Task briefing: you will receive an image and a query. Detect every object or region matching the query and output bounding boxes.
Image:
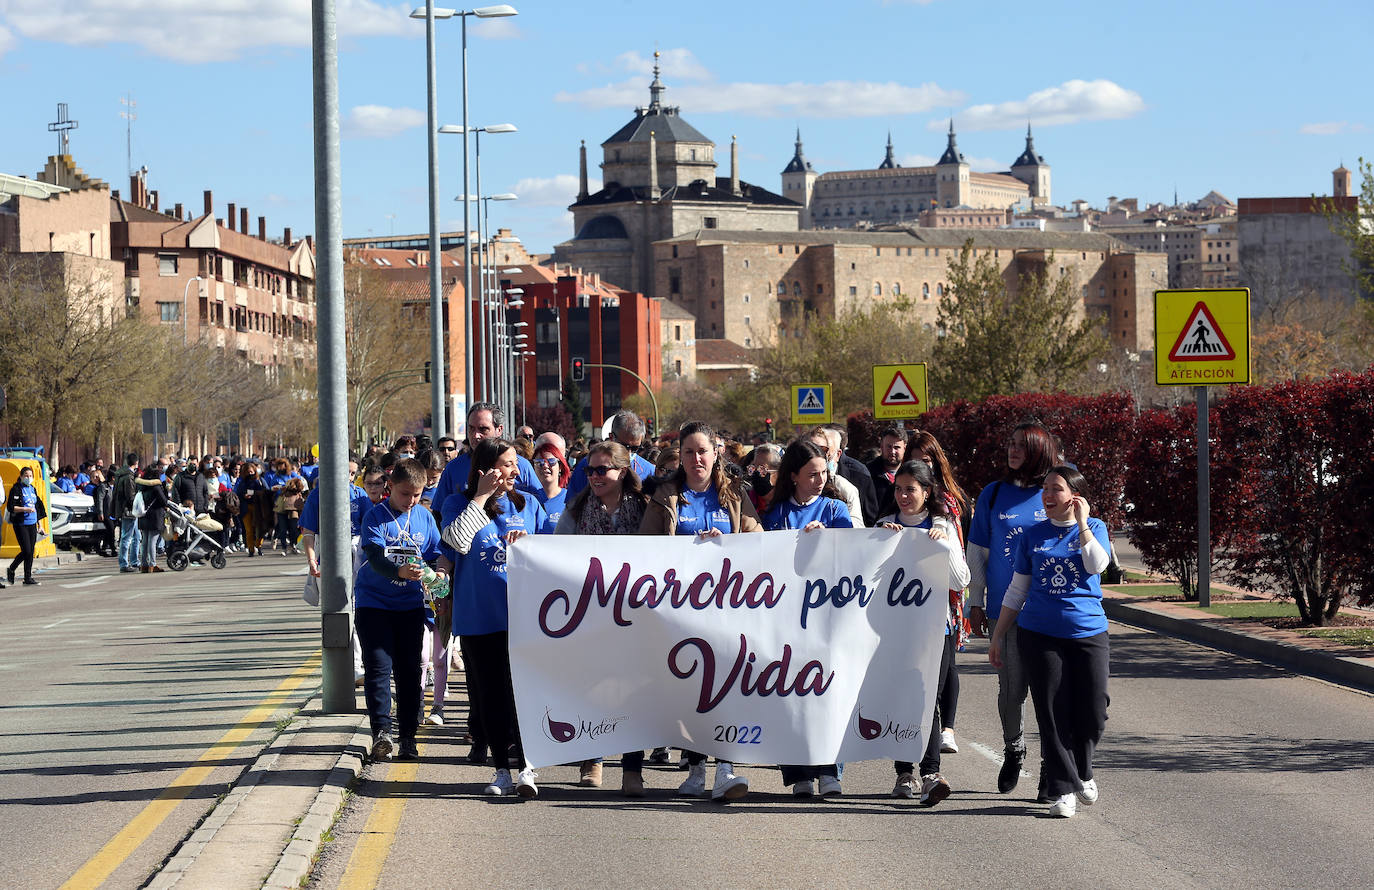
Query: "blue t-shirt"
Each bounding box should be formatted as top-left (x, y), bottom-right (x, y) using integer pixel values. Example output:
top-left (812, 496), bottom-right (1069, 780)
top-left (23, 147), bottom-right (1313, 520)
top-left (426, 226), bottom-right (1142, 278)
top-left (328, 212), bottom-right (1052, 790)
top-left (439, 491), bottom-right (547, 636)
top-left (566, 453), bottom-right (656, 497)
top-left (300, 464), bottom-right (320, 486)
top-left (968, 480), bottom-right (1047, 618)
top-left (15, 483), bottom-right (39, 526)
top-left (532, 487), bottom-right (569, 530)
top-left (353, 501), bottom-right (441, 611)
top-left (421, 484), bottom-right (438, 505)
top-left (218, 472), bottom-right (233, 492)
top-left (299, 484), bottom-right (371, 536)
top-left (761, 496), bottom-right (853, 531)
top-left (431, 451), bottom-right (540, 525)
top-left (1013, 518), bottom-right (1111, 639)
top-left (674, 487), bottom-right (732, 536)
top-left (56, 477), bottom-right (75, 493)
top-left (263, 470), bottom-right (301, 490)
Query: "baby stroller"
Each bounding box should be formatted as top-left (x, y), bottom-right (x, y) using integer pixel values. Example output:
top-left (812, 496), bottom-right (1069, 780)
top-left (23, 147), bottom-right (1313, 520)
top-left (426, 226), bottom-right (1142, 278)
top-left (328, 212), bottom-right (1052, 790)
top-left (163, 507), bottom-right (228, 571)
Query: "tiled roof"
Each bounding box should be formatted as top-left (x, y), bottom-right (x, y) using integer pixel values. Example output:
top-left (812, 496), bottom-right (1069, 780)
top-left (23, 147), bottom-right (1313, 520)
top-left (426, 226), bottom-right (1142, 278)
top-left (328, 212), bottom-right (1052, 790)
top-left (695, 338), bottom-right (756, 366)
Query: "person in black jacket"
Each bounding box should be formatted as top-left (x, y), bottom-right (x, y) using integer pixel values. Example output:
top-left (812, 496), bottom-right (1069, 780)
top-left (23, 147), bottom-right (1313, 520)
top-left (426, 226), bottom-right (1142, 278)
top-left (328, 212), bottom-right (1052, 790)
top-left (135, 466), bottom-right (170, 573)
top-left (110, 453), bottom-right (142, 573)
top-left (824, 423), bottom-right (879, 527)
top-left (91, 469), bottom-right (115, 557)
top-left (867, 425), bottom-right (907, 519)
top-left (175, 462), bottom-right (211, 516)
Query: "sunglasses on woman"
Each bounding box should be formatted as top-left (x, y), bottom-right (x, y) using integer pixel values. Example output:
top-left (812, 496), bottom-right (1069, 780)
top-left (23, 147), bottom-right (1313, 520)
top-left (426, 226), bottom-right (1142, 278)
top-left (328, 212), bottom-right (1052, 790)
top-left (587, 465), bottom-right (619, 477)
top-left (533, 458), bottom-right (560, 468)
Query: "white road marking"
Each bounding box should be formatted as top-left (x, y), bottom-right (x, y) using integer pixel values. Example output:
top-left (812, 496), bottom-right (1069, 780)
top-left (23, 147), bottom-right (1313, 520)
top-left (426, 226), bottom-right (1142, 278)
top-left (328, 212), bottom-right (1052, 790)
top-left (279, 568), bottom-right (309, 576)
top-left (43, 618), bottom-right (72, 630)
top-left (60, 576), bottom-right (113, 589)
top-left (965, 738), bottom-right (1033, 778)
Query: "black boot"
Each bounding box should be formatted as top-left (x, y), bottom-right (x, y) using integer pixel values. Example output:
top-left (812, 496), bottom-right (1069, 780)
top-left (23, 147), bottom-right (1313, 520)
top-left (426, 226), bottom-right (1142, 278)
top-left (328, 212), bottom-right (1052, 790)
top-left (998, 746), bottom-right (1026, 793)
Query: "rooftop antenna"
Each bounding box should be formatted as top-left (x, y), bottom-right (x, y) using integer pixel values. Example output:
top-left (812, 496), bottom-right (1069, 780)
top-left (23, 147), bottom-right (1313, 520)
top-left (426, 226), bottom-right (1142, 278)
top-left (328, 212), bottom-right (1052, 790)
top-left (48, 103), bottom-right (79, 156)
top-left (120, 93), bottom-right (137, 176)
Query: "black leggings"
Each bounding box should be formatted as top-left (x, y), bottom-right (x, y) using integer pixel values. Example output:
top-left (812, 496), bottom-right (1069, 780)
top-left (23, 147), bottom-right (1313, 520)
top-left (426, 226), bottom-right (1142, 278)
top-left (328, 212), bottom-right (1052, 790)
top-left (8, 523), bottom-right (37, 582)
top-left (462, 631), bottom-right (524, 770)
top-left (1020, 626), bottom-right (1110, 798)
top-left (939, 645), bottom-right (960, 728)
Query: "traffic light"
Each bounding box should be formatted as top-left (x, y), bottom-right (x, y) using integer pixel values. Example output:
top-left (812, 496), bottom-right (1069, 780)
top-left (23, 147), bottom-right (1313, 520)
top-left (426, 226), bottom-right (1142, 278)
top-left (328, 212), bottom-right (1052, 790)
top-left (570, 356), bottom-right (585, 382)
top-left (422, 360), bottom-right (431, 383)
top-left (646, 417), bottom-right (655, 438)
top-left (764, 417), bottom-right (774, 441)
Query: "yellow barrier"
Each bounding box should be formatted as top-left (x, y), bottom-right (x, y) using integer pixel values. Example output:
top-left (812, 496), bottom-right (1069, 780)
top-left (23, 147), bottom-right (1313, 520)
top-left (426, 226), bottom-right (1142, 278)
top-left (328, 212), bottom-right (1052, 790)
top-left (1, 459), bottom-right (57, 560)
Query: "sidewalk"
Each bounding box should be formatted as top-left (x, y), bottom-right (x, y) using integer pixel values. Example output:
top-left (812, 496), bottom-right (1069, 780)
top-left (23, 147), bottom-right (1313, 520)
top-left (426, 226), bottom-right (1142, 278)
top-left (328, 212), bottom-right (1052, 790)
top-left (145, 580), bottom-right (1374, 889)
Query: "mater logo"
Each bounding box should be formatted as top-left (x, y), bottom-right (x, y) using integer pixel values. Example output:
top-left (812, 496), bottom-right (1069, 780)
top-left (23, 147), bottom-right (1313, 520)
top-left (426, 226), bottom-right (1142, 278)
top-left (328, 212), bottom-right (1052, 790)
top-left (852, 704), bottom-right (921, 743)
top-left (542, 707), bottom-right (627, 744)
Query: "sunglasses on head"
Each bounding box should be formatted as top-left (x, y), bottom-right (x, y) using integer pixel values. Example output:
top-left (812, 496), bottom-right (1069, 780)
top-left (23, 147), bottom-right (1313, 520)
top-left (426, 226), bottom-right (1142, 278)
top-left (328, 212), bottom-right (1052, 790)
top-left (586, 465), bottom-right (618, 477)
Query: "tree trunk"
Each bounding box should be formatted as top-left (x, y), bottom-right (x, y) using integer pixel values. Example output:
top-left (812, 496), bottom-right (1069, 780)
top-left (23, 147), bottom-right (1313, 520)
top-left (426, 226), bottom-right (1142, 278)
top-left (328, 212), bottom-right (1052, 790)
top-left (49, 404), bottom-right (62, 471)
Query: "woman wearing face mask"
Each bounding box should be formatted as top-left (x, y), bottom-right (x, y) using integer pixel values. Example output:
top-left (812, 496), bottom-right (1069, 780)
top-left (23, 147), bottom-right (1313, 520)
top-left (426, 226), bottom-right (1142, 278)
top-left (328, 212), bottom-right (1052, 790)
top-left (5, 467), bottom-right (46, 586)
top-left (745, 443), bottom-right (783, 513)
top-left (554, 441), bottom-right (650, 795)
top-left (640, 421), bottom-right (763, 801)
top-left (965, 421), bottom-right (1056, 797)
top-left (760, 439), bottom-right (853, 797)
top-left (988, 466), bottom-right (1111, 819)
top-left (877, 459), bottom-right (970, 806)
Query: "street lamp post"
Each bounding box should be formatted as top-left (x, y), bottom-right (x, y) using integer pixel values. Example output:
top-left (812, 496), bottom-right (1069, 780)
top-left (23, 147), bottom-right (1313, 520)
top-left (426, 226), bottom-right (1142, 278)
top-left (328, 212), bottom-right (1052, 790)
top-left (182, 275), bottom-right (204, 346)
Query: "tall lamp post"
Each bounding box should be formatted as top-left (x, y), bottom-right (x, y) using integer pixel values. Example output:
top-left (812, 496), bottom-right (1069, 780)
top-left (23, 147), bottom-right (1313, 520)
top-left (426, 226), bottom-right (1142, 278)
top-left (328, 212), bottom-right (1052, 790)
top-left (418, 5), bottom-right (517, 414)
top-left (182, 275), bottom-right (204, 346)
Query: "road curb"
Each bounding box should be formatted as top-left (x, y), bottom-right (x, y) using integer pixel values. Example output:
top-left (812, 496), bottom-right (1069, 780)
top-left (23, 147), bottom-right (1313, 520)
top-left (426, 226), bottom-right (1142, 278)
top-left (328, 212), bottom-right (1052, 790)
top-left (1103, 597), bottom-right (1374, 693)
top-left (145, 688), bottom-right (368, 890)
top-left (262, 725), bottom-right (370, 890)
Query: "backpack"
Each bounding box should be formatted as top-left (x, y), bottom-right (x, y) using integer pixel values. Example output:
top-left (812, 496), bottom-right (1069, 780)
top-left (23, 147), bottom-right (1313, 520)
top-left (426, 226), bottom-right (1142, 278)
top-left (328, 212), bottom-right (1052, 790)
top-left (131, 490), bottom-right (147, 518)
top-left (219, 489), bottom-right (241, 517)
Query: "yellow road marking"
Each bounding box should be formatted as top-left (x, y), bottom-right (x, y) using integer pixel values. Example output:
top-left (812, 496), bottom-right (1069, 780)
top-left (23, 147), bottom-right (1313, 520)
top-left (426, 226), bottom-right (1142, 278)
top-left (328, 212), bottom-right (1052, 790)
top-left (59, 653), bottom-right (323, 890)
top-left (336, 742), bottom-right (427, 890)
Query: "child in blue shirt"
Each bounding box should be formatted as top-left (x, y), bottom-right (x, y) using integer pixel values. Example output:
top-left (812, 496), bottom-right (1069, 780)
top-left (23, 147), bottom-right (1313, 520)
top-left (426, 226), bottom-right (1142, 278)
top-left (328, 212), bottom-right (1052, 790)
top-left (354, 459), bottom-right (446, 763)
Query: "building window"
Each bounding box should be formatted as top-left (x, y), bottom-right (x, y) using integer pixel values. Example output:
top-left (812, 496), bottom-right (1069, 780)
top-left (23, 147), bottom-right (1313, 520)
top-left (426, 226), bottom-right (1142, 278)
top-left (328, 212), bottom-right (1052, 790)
top-left (743, 259), bottom-right (750, 269)
top-left (743, 293), bottom-right (750, 303)
top-left (674, 359), bottom-right (682, 375)
top-left (744, 337), bottom-right (751, 347)
top-left (158, 301), bottom-right (181, 322)
top-left (744, 316), bottom-right (751, 326)
top-left (936, 284), bottom-right (943, 297)
top-left (892, 282), bottom-right (901, 295)
top-left (158, 254), bottom-right (178, 276)
top-left (848, 286), bottom-right (857, 296)
top-left (690, 149), bottom-right (697, 161)
top-left (816, 284), bottom-right (823, 294)
top-left (922, 283), bottom-right (930, 299)
top-left (669, 270), bottom-right (681, 295)
top-left (704, 217), bottom-right (717, 229)
top-left (777, 279), bottom-right (786, 295)
top-left (873, 282), bottom-right (882, 296)
top-left (674, 324), bottom-right (682, 341)
top-left (672, 245), bottom-right (678, 258)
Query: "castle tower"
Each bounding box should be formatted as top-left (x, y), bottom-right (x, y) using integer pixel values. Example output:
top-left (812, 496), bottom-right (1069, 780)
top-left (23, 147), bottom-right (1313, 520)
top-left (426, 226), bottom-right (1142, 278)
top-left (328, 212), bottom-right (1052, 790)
top-left (598, 54), bottom-right (715, 191)
top-left (935, 120), bottom-right (969, 208)
top-left (1334, 164), bottom-right (1352, 198)
top-left (780, 127), bottom-right (818, 227)
top-left (878, 132), bottom-right (896, 169)
top-left (1010, 123), bottom-right (1052, 205)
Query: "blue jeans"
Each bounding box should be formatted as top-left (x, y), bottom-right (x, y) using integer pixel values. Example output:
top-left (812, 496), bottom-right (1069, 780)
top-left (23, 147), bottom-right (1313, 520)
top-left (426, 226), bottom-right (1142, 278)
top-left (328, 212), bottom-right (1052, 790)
top-left (356, 606), bottom-right (425, 741)
top-left (119, 518), bottom-right (141, 569)
top-left (140, 527), bottom-right (160, 569)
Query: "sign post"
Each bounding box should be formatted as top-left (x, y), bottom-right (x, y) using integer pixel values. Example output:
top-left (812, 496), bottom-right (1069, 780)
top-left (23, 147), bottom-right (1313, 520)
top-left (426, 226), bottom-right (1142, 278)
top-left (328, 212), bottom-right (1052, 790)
top-left (872, 363), bottom-right (929, 421)
top-left (1155, 288), bottom-right (1250, 608)
top-left (141, 407), bottom-right (169, 463)
top-left (790, 384), bottom-right (832, 426)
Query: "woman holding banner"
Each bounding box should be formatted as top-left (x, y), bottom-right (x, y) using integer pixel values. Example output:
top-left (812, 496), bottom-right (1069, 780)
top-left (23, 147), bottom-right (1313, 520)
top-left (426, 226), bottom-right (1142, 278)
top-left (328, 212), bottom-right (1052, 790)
top-left (554, 440), bottom-right (649, 795)
top-left (877, 459), bottom-right (970, 806)
top-left (640, 421), bottom-right (762, 801)
top-left (439, 438), bottom-right (550, 799)
top-left (988, 466), bottom-right (1111, 819)
top-left (761, 439), bottom-right (854, 797)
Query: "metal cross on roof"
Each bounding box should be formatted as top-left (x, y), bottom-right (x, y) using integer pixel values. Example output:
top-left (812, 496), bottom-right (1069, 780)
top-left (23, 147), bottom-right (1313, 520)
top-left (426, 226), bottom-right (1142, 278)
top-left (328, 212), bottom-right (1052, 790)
top-left (48, 103), bottom-right (78, 156)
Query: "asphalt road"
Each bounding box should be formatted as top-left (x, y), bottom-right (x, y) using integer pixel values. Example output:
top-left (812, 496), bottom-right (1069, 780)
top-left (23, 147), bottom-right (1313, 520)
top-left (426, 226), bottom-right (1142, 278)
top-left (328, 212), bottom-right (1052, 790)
top-left (309, 622), bottom-right (1374, 890)
top-left (0, 549), bottom-right (321, 890)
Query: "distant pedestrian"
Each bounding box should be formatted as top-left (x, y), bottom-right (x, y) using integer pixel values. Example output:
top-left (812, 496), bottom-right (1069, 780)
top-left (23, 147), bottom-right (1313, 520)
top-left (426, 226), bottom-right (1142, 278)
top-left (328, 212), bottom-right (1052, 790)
top-left (5, 465), bottom-right (45, 586)
top-left (90, 469), bottom-right (115, 557)
top-left (111, 453), bottom-right (142, 573)
top-left (134, 465), bottom-right (169, 574)
top-left (988, 465), bottom-right (1111, 819)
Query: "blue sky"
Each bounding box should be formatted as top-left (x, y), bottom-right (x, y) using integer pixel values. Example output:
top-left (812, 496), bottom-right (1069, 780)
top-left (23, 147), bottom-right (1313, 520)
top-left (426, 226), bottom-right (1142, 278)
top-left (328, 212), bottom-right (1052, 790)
top-left (2, 0), bottom-right (1369, 256)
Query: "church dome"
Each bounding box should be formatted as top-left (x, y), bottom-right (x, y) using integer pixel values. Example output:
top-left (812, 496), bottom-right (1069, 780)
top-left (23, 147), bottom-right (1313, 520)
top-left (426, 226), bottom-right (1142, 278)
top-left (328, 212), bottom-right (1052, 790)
top-left (575, 215), bottom-right (629, 241)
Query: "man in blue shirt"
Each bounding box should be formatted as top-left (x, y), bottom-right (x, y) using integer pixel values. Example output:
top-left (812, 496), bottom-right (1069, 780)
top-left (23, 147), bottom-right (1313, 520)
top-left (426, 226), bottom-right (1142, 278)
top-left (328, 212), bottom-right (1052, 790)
top-left (430, 402), bottom-right (539, 525)
top-left (566, 410), bottom-right (655, 496)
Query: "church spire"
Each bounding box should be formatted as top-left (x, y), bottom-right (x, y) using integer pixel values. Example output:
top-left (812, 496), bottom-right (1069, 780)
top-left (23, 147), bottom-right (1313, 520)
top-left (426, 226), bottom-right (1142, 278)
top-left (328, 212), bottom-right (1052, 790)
top-left (782, 126), bottom-right (814, 174)
top-left (878, 130), bottom-right (896, 169)
top-left (1011, 121), bottom-right (1046, 168)
top-left (937, 119), bottom-right (965, 165)
top-left (647, 50), bottom-right (665, 112)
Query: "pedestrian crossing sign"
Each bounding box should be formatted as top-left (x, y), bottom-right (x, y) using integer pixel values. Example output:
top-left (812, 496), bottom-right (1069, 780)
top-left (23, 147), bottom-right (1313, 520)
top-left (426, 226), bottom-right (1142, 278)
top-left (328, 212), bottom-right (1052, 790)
top-left (791, 384), bottom-right (832, 425)
top-left (872, 363), bottom-right (929, 419)
top-left (1154, 288), bottom-right (1250, 385)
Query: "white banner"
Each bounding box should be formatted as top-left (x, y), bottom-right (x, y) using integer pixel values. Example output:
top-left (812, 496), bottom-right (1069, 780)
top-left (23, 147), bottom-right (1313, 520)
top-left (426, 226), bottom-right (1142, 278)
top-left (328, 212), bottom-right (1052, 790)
top-left (507, 528), bottom-right (950, 768)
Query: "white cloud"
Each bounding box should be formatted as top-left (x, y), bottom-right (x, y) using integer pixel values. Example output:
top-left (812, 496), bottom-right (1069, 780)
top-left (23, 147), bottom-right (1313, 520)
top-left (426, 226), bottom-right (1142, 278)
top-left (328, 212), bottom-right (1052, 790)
top-left (342, 105), bottom-right (425, 139)
top-left (1300, 121), bottom-right (1367, 135)
top-left (0, 0), bottom-right (412, 62)
top-left (899, 152), bottom-right (1003, 171)
top-left (613, 48), bottom-right (712, 81)
top-left (510, 174), bottom-right (601, 207)
top-left (0, 23), bottom-right (14, 56)
top-left (932, 79), bottom-right (1145, 131)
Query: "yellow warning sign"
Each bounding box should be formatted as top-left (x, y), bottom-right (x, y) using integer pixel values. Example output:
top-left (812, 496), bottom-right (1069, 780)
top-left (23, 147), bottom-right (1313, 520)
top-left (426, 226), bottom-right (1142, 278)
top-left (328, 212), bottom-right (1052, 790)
top-left (872, 363), bottom-right (929, 419)
top-left (1154, 289), bottom-right (1250, 385)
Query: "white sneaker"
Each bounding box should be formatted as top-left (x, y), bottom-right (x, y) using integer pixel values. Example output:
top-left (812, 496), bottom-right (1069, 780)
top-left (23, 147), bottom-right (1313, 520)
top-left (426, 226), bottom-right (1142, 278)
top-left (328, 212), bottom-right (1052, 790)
top-left (940, 728), bottom-right (959, 754)
top-left (516, 767), bottom-right (539, 799)
top-left (817, 775), bottom-right (842, 797)
top-left (1048, 793), bottom-right (1077, 817)
top-left (425, 709), bottom-right (444, 727)
top-left (919, 773), bottom-right (951, 808)
top-left (711, 761), bottom-right (748, 801)
top-left (1076, 778), bottom-right (1098, 806)
top-left (678, 762), bottom-right (708, 797)
top-left (484, 769), bottom-right (514, 796)
top-left (792, 779), bottom-right (816, 797)
top-left (892, 772), bottom-right (916, 799)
